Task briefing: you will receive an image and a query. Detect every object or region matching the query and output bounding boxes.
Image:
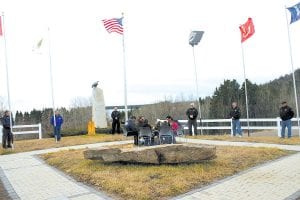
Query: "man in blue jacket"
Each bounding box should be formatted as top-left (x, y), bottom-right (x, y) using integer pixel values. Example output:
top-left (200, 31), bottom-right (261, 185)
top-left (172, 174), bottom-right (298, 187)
top-left (50, 111), bottom-right (64, 142)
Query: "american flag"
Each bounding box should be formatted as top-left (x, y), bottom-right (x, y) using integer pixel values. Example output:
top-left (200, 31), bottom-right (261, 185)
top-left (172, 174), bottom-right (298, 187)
top-left (102, 17), bottom-right (123, 34)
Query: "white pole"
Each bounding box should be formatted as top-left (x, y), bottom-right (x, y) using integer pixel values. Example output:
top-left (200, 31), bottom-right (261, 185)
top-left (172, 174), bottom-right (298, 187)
top-left (1, 13), bottom-right (13, 134)
top-left (240, 43), bottom-right (250, 136)
top-left (47, 27), bottom-right (56, 142)
top-left (192, 46), bottom-right (203, 135)
top-left (284, 7), bottom-right (300, 137)
top-left (122, 13), bottom-right (128, 122)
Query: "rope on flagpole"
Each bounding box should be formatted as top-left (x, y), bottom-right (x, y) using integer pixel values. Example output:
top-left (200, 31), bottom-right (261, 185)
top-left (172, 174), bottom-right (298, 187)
top-left (2, 12), bottom-right (14, 136)
top-left (240, 43), bottom-right (250, 137)
top-left (284, 6), bottom-right (300, 137)
top-left (121, 13), bottom-right (128, 122)
top-left (47, 27), bottom-right (57, 142)
top-left (192, 46), bottom-right (203, 135)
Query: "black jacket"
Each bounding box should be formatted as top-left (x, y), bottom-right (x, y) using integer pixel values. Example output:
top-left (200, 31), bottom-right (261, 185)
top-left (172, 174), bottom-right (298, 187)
top-left (229, 107), bottom-right (241, 120)
top-left (125, 119), bottom-right (138, 132)
top-left (186, 108), bottom-right (198, 120)
top-left (111, 111), bottom-right (121, 121)
top-left (280, 106), bottom-right (294, 121)
top-left (1, 115), bottom-right (14, 129)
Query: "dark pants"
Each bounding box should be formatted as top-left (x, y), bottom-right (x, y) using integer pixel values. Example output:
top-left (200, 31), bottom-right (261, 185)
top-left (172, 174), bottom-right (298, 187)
top-left (112, 120), bottom-right (120, 134)
top-left (132, 132), bottom-right (139, 145)
top-left (53, 126), bottom-right (61, 141)
top-left (188, 119), bottom-right (198, 135)
top-left (2, 128), bottom-right (13, 148)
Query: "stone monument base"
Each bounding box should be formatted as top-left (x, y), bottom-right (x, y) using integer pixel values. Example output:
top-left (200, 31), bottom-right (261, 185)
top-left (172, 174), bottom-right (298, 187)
top-left (84, 144), bottom-right (216, 164)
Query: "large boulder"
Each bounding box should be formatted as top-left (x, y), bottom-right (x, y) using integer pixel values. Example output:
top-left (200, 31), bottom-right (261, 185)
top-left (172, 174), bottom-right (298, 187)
top-left (84, 144), bottom-right (216, 164)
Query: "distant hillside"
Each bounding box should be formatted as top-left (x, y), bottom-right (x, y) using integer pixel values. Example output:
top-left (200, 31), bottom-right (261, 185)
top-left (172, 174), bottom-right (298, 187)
top-left (208, 69), bottom-right (300, 119)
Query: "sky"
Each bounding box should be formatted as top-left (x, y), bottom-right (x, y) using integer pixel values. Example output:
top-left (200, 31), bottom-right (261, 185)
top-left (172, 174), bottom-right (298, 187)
top-left (0, 0), bottom-right (300, 113)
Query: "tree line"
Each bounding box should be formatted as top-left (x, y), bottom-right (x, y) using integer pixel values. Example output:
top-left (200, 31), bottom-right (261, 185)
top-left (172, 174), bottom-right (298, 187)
top-left (133, 69), bottom-right (300, 124)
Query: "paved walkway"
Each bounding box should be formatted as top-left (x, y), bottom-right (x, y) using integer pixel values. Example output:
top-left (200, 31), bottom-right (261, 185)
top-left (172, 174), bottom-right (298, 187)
top-left (0, 141), bottom-right (131, 200)
top-left (0, 139), bottom-right (300, 200)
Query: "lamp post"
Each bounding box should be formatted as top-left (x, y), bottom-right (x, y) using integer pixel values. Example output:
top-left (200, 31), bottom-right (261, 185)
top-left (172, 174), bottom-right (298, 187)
top-left (189, 31), bottom-right (204, 135)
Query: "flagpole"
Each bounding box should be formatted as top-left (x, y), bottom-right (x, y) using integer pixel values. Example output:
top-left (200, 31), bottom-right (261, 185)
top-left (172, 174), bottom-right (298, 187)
top-left (121, 13), bottom-right (128, 122)
top-left (2, 13), bottom-right (13, 134)
top-left (240, 43), bottom-right (250, 137)
top-left (192, 46), bottom-right (203, 135)
top-left (47, 27), bottom-right (57, 141)
top-left (284, 6), bottom-right (300, 137)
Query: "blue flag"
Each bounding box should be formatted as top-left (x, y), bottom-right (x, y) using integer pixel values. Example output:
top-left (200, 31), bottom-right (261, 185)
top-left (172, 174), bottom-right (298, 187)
top-left (287, 2), bottom-right (300, 24)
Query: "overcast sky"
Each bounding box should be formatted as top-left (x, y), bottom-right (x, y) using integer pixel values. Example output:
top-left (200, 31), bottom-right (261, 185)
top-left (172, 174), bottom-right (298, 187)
top-left (0, 0), bottom-right (300, 112)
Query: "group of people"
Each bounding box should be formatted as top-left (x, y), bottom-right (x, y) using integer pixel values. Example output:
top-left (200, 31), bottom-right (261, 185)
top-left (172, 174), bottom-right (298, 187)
top-left (124, 115), bottom-right (181, 145)
top-left (113, 100), bottom-right (295, 140)
top-left (229, 101), bottom-right (294, 138)
top-left (0, 100), bottom-right (295, 149)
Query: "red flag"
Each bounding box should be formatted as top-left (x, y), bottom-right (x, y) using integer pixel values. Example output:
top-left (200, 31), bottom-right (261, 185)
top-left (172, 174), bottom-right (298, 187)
top-left (0, 16), bottom-right (2, 36)
top-left (239, 18), bottom-right (255, 43)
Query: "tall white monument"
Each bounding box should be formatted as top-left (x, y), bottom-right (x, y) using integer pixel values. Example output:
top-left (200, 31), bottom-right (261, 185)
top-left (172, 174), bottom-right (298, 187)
top-left (92, 84), bottom-right (107, 128)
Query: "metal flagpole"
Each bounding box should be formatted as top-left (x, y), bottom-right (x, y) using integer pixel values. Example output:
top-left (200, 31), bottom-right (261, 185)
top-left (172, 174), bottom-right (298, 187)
top-left (284, 7), bottom-right (300, 137)
top-left (47, 27), bottom-right (57, 142)
top-left (2, 13), bottom-right (14, 138)
top-left (192, 46), bottom-right (203, 135)
top-left (121, 13), bottom-right (128, 122)
top-left (240, 43), bottom-right (250, 137)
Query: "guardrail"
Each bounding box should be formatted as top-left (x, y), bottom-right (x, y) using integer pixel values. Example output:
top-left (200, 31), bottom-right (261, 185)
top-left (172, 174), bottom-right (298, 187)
top-left (0, 123), bottom-right (42, 143)
top-left (157, 118), bottom-right (300, 137)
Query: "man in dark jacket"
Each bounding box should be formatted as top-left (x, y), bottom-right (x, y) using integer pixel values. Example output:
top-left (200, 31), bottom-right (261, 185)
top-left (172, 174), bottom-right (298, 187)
top-left (1, 110), bottom-right (14, 149)
top-left (125, 116), bottom-right (139, 145)
top-left (111, 107), bottom-right (121, 134)
top-left (186, 103), bottom-right (198, 135)
top-left (50, 111), bottom-right (64, 142)
top-left (279, 101), bottom-right (294, 138)
top-left (229, 102), bottom-right (242, 137)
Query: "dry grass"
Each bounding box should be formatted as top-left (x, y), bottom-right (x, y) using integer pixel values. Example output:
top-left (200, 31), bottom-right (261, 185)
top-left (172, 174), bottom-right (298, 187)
top-left (189, 135), bottom-right (300, 145)
top-left (41, 145), bottom-right (291, 200)
top-left (0, 134), bottom-right (127, 155)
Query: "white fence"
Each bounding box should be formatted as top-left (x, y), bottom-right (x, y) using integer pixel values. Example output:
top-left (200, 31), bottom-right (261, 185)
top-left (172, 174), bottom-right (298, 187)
top-left (157, 118), bottom-right (300, 137)
top-left (0, 124), bottom-right (42, 143)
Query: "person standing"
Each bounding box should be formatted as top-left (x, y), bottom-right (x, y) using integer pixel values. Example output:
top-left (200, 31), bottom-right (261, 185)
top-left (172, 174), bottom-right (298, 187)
top-left (1, 110), bottom-right (14, 149)
top-left (229, 102), bottom-right (242, 137)
top-left (186, 103), bottom-right (198, 135)
top-left (111, 107), bottom-right (121, 134)
top-left (279, 101), bottom-right (294, 138)
top-left (50, 110), bottom-right (64, 142)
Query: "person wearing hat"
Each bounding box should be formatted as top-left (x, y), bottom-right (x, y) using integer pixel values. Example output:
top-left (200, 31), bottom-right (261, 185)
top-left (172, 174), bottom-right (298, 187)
top-left (185, 103), bottom-right (198, 135)
top-left (279, 101), bottom-right (294, 138)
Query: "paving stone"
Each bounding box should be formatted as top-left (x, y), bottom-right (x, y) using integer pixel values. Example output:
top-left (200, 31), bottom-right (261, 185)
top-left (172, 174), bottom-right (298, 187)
top-left (1, 139), bottom-right (300, 200)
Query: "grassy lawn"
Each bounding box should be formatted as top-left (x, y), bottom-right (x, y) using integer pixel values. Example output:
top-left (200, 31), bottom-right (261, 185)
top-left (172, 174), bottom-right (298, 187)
top-left (41, 144), bottom-right (292, 200)
top-left (188, 135), bottom-right (300, 145)
top-left (0, 134), bottom-right (127, 155)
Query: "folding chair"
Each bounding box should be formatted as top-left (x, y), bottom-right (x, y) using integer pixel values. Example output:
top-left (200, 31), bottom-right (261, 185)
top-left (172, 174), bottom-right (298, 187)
top-left (159, 124), bottom-right (174, 144)
top-left (176, 125), bottom-right (187, 143)
top-left (138, 127), bottom-right (152, 146)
